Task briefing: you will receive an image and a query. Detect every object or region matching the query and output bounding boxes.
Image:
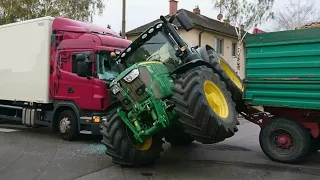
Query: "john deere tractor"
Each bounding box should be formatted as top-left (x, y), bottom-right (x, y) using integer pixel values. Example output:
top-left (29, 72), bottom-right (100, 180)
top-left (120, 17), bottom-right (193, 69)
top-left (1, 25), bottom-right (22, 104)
top-left (100, 12), bottom-right (243, 167)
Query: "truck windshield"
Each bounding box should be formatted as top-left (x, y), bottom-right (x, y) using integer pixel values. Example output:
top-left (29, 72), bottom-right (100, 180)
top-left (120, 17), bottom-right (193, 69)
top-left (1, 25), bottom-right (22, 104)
top-left (124, 31), bottom-right (182, 71)
top-left (95, 52), bottom-right (118, 81)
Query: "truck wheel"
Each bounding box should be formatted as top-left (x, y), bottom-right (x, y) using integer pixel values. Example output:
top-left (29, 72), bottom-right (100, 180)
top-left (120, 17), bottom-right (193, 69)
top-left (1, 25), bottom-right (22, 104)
top-left (259, 118), bottom-right (311, 163)
top-left (165, 123), bottom-right (194, 147)
top-left (100, 110), bottom-right (163, 167)
top-left (58, 110), bottom-right (78, 141)
top-left (201, 47), bottom-right (244, 113)
top-left (172, 66), bottom-right (238, 144)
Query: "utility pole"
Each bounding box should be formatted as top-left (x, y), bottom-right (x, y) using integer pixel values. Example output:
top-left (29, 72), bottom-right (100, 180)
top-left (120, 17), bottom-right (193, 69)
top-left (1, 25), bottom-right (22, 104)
top-left (121, 0), bottom-right (126, 39)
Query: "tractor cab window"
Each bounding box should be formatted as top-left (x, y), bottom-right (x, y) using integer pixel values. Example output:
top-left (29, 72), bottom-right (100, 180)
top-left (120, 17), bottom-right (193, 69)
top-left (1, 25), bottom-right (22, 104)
top-left (95, 51), bottom-right (118, 81)
top-left (124, 31), bottom-right (182, 72)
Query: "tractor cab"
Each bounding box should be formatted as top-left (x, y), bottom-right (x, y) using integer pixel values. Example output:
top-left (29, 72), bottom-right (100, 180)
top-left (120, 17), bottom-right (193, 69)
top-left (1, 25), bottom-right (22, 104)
top-left (111, 12), bottom-right (201, 74)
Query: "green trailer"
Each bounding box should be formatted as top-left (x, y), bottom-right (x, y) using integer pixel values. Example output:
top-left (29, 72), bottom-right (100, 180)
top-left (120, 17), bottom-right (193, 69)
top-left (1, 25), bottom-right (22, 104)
top-left (240, 27), bottom-right (320, 163)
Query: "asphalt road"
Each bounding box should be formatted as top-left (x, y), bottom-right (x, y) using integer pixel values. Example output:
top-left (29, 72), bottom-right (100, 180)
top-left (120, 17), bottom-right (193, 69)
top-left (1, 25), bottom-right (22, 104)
top-left (1, 119), bottom-right (320, 180)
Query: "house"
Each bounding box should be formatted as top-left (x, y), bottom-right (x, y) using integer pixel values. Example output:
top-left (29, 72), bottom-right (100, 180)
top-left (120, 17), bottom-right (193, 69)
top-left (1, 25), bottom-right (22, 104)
top-left (252, 28), bottom-right (265, 34)
top-left (126, 0), bottom-right (247, 79)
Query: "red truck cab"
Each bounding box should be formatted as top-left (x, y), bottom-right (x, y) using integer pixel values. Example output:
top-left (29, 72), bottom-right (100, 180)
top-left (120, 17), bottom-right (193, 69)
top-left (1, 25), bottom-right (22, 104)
top-left (49, 18), bottom-right (131, 139)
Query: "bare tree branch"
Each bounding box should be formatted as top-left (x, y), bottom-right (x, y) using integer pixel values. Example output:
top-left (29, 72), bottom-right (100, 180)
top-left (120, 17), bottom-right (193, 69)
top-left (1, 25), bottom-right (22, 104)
top-left (274, 0), bottom-right (320, 31)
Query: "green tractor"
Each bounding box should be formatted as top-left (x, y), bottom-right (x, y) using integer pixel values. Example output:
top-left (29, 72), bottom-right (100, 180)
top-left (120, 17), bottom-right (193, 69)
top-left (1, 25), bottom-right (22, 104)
top-left (100, 12), bottom-right (243, 167)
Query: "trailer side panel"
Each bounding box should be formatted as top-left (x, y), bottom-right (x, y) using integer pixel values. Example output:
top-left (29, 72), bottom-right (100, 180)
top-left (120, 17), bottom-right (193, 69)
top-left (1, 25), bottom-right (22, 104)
top-left (244, 28), bottom-right (320, 110)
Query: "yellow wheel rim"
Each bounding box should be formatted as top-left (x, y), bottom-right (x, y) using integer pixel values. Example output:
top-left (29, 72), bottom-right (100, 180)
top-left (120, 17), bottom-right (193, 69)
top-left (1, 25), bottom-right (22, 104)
top-left (219, 59), bottom-right (243, 92)
top-left (204, 81), bottom-right (229, 118)
top-left (134, 137), bottom-right (153, 151)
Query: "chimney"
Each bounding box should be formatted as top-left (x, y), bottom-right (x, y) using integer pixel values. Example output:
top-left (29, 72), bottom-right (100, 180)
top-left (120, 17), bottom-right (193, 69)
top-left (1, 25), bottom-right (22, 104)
top-left (169, 0), bottom-right (178, 16)
top-left (193, 5), bottom-right (200, 15)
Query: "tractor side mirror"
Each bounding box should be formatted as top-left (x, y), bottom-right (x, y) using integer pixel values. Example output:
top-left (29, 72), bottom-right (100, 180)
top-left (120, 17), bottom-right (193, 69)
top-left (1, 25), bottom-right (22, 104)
top-left (176, 12), bottom-right (193, 32)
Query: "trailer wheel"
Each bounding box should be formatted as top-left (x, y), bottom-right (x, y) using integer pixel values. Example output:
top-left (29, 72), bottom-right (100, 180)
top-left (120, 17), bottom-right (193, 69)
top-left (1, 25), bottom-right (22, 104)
top-left (100, 110), bottom-right (163, 167)
top-left (259, 118), bottom-right (311, 163)
top-left (58, 110), bottom-right (78, 141)
top-left (172, 66), bottom-right (238, 144)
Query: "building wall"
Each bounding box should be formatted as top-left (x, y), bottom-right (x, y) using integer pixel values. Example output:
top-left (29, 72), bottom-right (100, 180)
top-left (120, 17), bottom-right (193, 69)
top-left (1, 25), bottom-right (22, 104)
top-left (127, 28), bottom-right (246, 79)
top-left (178, 28), bottom-right (246, 79)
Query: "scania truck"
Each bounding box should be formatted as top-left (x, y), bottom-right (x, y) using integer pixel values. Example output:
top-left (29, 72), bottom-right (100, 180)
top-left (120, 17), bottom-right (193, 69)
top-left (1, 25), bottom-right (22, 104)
top-left (0, 17), bottom-right (131, 140)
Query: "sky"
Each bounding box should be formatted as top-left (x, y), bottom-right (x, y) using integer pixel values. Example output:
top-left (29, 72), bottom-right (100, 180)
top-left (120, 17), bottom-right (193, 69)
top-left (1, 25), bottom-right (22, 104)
top-left (92, 0), bottom-right (320, 33)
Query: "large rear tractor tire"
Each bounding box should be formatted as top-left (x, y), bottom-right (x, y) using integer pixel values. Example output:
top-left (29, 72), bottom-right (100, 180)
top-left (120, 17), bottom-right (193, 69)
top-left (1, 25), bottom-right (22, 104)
top-left (165, 123), bottom-right (194, 147)
top-left (171, 66), bottom-right (238, 144)
top-left (199, 45), bottom-right (245, 113)
top-left (259, 118), bottom-right (311, 163)
top-left (100, 110), bottom-right (164, 167)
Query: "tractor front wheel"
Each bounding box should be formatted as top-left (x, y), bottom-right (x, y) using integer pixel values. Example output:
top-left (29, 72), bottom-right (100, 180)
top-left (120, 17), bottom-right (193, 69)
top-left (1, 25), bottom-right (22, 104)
top-left (165, 123), bottom-right (194, 147)
top-left (171, 66), bottom-right (238, 144)
top-left (100, 110), bottom-right (163, 167)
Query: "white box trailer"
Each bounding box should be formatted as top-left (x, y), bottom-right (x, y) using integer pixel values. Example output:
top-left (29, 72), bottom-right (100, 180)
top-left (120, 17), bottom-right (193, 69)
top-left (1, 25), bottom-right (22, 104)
top-left (0, 17), bottom-right (53, 103)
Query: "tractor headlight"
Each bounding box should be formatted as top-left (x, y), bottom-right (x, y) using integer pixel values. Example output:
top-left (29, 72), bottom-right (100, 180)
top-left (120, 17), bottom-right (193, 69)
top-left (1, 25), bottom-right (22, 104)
top-left (111, 83), bottom-right (121, 94)
top-left (123, 69), bottom-right (139, 82)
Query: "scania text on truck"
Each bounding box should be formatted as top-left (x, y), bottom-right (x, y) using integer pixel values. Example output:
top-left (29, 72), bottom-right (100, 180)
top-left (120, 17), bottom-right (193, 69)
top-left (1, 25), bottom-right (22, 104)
top-left (0, 17), bottom-right (131, 140)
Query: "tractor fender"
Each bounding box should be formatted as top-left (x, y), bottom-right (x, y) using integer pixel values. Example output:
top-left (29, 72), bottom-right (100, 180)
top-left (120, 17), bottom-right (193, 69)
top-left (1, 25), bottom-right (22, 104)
top-left (170, 59), bottom-right (214, 75)
top-left (196, 45), bottom-right (215, 62)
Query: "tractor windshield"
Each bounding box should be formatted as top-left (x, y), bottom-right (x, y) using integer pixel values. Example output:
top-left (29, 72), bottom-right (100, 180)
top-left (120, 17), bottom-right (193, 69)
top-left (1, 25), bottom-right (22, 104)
top-left (123, 30), bottom-right (183, 72)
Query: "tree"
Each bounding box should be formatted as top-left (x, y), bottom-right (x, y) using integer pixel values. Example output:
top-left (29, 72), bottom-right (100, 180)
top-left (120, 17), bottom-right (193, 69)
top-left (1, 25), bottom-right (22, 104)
top-left (107, 24), bottom-right (111, 29)
top-left (273, 0), bottom-right (320, 31)
top-left (0, 0), bottom-right (105, 25)
top-left (213, 0), bottom-right (275, 76)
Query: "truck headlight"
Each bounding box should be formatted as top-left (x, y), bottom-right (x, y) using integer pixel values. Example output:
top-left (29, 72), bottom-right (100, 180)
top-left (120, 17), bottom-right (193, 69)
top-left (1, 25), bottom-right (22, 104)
top-left (123, 69), bottom-right (139, 82)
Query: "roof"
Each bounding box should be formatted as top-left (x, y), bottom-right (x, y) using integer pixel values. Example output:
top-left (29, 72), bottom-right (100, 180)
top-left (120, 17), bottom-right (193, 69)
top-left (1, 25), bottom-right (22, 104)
top-left (252, 28), bottom-right (265, 34)
top-left (53, 17), bottom-right (120, 37)
top-left (126, 9), bottom-right (246, 38)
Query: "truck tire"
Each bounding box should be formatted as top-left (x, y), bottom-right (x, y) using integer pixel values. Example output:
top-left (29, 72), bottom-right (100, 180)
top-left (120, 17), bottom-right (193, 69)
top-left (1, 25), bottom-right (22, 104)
top-left (58, 110), bottom-right (78, 141)
top-left (171, 66), bottom-right (238, 144)
top-left (310, 137), bottom-right (320, 153)
top-left (165, 123), bottom-right (194, 147)
top-left (200, 46), bottom-right (245, 113)
top-left (259, 118), bottom-right (311, 163)
top-left (100, 110), bottom-right (163, 167)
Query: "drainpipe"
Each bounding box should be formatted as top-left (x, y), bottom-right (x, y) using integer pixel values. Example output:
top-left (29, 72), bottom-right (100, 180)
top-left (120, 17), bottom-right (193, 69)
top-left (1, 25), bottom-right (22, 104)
top-left (198, 27), bottom-right (205, 47)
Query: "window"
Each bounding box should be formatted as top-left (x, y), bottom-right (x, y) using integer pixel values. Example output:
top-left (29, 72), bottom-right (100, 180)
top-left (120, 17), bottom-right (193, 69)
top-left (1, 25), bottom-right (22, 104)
top-left (215, 38), bottom-right (224, 55)
top-left (232, 42), bottom-right (237, 57)
top-left (71, 52), bottom-right (92, 76)
top-left (95, 51), bottom-right (119, 81)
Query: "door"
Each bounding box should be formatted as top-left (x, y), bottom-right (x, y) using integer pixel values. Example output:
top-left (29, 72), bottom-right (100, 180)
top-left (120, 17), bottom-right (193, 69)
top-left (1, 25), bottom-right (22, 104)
top-left (53, 49), bottom-right (94, 110)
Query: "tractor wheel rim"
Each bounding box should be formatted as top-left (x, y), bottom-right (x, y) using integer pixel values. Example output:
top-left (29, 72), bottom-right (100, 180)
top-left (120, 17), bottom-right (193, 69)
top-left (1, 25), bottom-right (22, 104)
top-left (219, 59), bottom-right (243, 91)
top-left (134, 137), bottom-right (153, 151)
top-left (59, 117), bottom-right (71, 134)
top-left (204, 80), bottom-right (229, 118)
top-left (126, 127), bottom-right (153, 151)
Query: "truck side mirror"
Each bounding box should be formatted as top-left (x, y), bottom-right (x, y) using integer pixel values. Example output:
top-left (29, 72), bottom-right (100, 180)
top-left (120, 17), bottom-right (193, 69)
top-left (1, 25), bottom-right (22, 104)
top-left (176, 12), bottom-right (193, 32)
top-left (76, 54), bottom-right (87, 61)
